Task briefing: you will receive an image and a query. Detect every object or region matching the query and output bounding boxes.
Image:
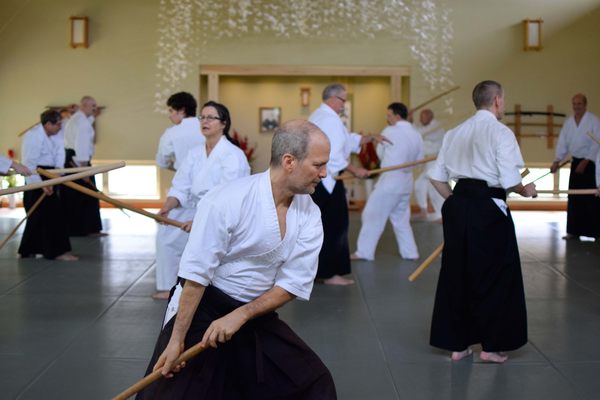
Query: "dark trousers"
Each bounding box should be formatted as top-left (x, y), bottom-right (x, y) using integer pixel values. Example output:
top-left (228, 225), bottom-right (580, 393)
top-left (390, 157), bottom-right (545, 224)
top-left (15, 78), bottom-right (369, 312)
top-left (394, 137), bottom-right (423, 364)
top-left (62, 149), bottom-right (102, 236)
top-left (18, 166), bottom-right (72, 259)
top-left (566, 157), bottom-right (600, 238)
top-left (310, 181), bottom-right (351, 279)
top-left (430, 179), bottom-right (527, 352)
top-left (137, 285), bottom-right (337, 400)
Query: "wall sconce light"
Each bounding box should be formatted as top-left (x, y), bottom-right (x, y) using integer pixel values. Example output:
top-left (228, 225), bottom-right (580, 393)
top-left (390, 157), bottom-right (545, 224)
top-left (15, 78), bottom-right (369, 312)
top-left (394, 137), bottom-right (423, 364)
top-left (70, 16), bottom-right (89, 48)
top-left (300, 87), bottom-right (311, 107)
top-left (523, 19), bottom-right (542, 51)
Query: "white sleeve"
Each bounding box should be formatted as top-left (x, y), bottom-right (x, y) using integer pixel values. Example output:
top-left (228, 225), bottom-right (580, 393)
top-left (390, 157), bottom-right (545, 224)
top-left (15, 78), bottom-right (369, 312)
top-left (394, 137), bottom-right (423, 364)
top-left (428, 135), bottom-right (450, 182)
top-left (156, 129), bottom-right (174, 169)
top-left (585, 116), bottom-right (600, 160)
top-left (0, 156), bottom-right (11, 174)
top-left (167, 152), bottom-right (194, 207)
top-left (496, 130), bottom-right (525, 189)
top-left (73, 120), bottom-right (92, 163)
top-left (347, 132), bottom-right (362, 154)
top-left (275, 205), bottom-right (323, 301)
top-left (554, 124), bottom-right (569, 162)
top-left (178, 197), bottom-right (231, 285)
top-left (21, 134), bottom-right (42, 184)
top-left (219, 150), bottom-right (251, 184)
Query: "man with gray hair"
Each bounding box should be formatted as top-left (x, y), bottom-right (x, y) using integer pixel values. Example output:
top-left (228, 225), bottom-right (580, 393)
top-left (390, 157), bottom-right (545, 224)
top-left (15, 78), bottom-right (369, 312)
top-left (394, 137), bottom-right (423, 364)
top-left (137, 120), bottom-right (337, 399)
top-left (429, 80), bottom-right (536, 363)
top-left (62, 95), bottom-right (105, 236)
top-left (309, 83), bottom-right (387, 285)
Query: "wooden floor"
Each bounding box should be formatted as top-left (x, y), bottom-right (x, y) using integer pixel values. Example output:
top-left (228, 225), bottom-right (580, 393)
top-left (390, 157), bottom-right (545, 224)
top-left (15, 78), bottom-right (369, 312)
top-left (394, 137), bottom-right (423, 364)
top-left (0, 207), bottom-right (599, 399)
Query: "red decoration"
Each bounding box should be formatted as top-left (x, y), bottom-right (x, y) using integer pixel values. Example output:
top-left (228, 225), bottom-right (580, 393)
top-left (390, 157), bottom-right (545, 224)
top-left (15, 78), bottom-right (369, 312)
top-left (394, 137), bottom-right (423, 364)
top-left (357, 142), bottom-right (380, 170)
top-left (232, 130), bottom-right (256, 162)
top-left (7, 149), bottom-right (15, 159)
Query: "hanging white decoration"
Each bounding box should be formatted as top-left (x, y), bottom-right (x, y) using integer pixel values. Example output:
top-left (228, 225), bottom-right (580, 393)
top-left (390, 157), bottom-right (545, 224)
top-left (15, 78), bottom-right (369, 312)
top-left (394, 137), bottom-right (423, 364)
top-left (155, 0), bottom-right (455, 112)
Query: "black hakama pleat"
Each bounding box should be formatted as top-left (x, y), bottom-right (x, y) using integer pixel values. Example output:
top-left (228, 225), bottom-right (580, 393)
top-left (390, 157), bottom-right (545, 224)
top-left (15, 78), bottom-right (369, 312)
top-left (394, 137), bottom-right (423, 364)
top-left (430, 179), bottom-right (527, 353)
top-left (566, 157), bottom-right (600, 238)
top-left (310, 181), bottom-right (351, 279)
top-left (61, 149), bottom-right (103, 236)
top-left (18, 166), bottom-right (72, 259)
top-left (137, 285), bottom-right (337, 400)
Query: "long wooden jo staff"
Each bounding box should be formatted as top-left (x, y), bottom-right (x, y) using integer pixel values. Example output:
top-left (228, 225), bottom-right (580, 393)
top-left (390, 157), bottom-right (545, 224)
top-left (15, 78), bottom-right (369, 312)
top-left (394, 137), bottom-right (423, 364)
top-left (410, 86), bottom-right (460, 113)
top-left (336, 155), bottom-right (437, 181)
top-left (36, 168), bottom-right (185, 229)
top-left (537, 189), bottom-right (598, 195)
top-left (587, 131), bottom-right (600, 146)
top-left (408, 168), bottom-right (530, 282)
top-left (0, 193), bottom-right (47, 252)
top-left (112, 343), bottom-right (208, 400)
top-left (0, 162), bottom-right (125, 196)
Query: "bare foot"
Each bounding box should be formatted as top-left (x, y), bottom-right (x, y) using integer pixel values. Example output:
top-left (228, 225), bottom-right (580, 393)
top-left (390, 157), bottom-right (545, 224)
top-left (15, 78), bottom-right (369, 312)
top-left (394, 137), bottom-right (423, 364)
top-left (451, 348), bottom-right (472, 361)
top-left (562, 234), bottom-right (579, 241)
top-left (151, 291), bottom-right (170, 300)
top-left (323, 275), bottom-right (354, 286)
top-left (350, 253), bottom-right (367, 261)
top-left (56, 253), bottom-right (79, 261)
top-left (88, 232), bottom-right (109, 237)
top-left (480, 351), bottom-right (508, 363)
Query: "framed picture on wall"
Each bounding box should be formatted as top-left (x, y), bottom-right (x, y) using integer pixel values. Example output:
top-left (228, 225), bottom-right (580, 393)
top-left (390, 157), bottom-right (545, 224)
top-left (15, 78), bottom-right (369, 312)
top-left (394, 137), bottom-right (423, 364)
top-left (340, 93), bottom-right (353, 132)
top-left (259, 107), bottom-right (281, 132)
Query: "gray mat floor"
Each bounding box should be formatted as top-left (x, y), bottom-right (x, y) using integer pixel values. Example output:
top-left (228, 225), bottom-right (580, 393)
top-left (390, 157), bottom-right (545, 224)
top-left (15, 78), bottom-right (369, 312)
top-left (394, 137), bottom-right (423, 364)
top-left (0, 208), bottom-right (599, 399)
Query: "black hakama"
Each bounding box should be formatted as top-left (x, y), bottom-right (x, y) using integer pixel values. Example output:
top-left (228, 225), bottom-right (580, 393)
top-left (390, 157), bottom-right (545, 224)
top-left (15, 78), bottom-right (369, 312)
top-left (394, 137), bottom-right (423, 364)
top-left (18, 165), bottom-right (72, 259)
top-left (310, 181), bottom-right (351, 279)
top-left (137, 285), bottom-right (337, 400)
top-left (61, 149), bottom-right (103, 236)
top-left (430, 179), bottom-right (527, 352)
top-left (566, 157), bottom-right (600, 238)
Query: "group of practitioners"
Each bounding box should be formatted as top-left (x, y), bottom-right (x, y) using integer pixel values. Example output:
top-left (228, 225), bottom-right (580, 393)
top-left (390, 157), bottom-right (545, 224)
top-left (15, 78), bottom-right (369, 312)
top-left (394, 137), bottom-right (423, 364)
top-left (7, 96), bottom-right (105, 261)
top-left (4, 79), bottom-right (599, 397)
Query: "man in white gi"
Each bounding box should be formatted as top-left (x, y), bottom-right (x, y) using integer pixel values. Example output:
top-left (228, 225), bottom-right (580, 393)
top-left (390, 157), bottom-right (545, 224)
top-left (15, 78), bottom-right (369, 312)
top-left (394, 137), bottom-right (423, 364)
top-left (62, 95), bottom-right (104, 236)
top-left (156, 92), bottom-right (204, 171)
top-left (19, 110), bottom-right (77, 261)
top-left (309, 83), bottom-right (387, 285)
top-left (429, 80), bottom-right (536, 363)
top-left (550, 93), bottom-right (600, 240)
top-left (0, 156), bottom-right (31, 176)
top-left (136, 120), bottom-right (336, 399)
top-left (352, 102), bottom-right (423, 261)
top-left (412, 109), bottom-right (445, 222)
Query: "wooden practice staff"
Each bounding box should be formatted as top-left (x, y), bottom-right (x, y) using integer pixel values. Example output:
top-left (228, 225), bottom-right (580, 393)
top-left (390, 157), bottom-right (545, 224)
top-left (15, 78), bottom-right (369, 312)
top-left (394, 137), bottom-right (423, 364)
top-left (0, 162), bottom-right (125, 196)
top-left (336, 155), bottom-right (437, 181)
top-left (0, 193), bottom-right (47, 252)
top-left (410, 86), bottom-right (460, 113)
top-left (537, 189), bottom-right (598, 195)
top-left (408, 168), bottom-right (531, 282)
top-left (36, 168), bottom-right (185, 229)
top-left (112, 343), bottom-right (208, 400)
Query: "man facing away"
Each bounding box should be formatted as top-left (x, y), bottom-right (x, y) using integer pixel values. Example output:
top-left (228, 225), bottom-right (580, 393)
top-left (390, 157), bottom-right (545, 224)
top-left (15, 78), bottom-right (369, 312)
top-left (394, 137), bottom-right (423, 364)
top-left (136, 120), bottom-right (337, 399)
top-left (429, 80), bottom-right (536, 363)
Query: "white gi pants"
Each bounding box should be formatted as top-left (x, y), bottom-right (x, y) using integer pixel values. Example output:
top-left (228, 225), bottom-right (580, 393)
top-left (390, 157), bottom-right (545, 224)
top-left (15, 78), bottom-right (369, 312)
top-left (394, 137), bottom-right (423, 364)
top-left (355, 186), bottom-right (419, 260)
top-left (155, 206), bottom-right (195, 291)
top-left (414, 159), bottom-right (444, 218)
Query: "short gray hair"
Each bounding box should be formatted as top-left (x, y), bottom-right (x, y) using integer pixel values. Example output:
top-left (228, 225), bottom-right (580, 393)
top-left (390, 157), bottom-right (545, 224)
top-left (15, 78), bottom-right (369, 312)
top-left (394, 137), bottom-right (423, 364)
top-left (322, 83), bottom-right (346, 101)
top-left (270, 120), bottom-right (321, 167)
top-left (472, 80), bottom-right (503, 109)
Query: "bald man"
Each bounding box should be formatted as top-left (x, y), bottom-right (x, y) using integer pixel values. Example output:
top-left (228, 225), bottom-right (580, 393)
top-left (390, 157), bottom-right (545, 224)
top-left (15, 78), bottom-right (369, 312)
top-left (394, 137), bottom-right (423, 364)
top-left (550, 94), bottom-right (600, 240)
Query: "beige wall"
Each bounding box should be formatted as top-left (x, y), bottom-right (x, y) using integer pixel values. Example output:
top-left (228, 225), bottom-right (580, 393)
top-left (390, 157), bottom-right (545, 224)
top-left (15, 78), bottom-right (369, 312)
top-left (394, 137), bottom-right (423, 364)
top-left (1, 0), bottom-right (599, 195)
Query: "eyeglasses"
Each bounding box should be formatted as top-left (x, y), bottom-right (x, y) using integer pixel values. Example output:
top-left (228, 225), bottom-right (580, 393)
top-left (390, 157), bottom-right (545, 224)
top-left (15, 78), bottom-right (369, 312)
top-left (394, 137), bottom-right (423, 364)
top-left (198, 115), bottom-right (222, 122)
top-left (335, 95), bottom-right (347, 103)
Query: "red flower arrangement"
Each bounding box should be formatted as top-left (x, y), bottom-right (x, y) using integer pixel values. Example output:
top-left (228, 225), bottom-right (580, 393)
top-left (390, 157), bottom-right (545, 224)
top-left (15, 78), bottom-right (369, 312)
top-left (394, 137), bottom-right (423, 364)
top-left (7, 149), bottom-right (15, 159)
top-left (232, 130), bottom-right (256, 163)
top-left (357, 142), bottom-right (380, 171)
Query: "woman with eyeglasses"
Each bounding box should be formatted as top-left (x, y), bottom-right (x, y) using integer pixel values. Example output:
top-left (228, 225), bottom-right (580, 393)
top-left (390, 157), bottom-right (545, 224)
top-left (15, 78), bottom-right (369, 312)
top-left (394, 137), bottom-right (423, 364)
top-left (153, 101), bottom-right (250, 300)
